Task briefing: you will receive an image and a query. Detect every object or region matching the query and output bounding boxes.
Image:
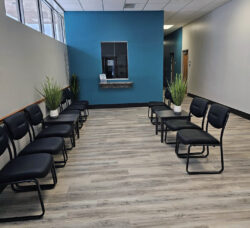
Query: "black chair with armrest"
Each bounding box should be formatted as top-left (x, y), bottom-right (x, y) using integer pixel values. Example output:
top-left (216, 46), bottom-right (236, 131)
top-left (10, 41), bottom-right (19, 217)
top-left (24, 104), bottom-right (74, 150)
top-left (175, 104), bottom-right (230, 175)
top-left (0, 126), bottom-right (56, 222)
top-left (4, 111), bottom-right (66, 170)
top-left (165, 97), bottom-right (209, 145)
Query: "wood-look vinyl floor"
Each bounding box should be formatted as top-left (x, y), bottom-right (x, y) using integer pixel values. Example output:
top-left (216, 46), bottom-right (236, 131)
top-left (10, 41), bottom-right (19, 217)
top-left (1, 97), bottom-right (250, 227)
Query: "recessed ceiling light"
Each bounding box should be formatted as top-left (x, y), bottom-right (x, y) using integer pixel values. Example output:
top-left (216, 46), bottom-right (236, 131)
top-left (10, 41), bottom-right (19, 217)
top-left (124, 3), bottom-right (136, 9)
top-left (164, 25), bottom-right (174, 30)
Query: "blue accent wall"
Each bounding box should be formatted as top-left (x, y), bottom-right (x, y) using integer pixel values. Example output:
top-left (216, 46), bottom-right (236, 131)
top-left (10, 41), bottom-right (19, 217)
top-left (164, 28), bottom-right (182, 86)
top-left (65, 11), bottom-right (164, 105)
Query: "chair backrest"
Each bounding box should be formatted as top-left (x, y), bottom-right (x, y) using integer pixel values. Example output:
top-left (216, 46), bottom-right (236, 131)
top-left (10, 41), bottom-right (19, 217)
top-left (64, 88), bottom-right (72, 100)
top-left (61, 89), bottom-right (67, 105)
top-left (4, 112), bottom-right (30, 140)
top-left (165, 87), bottom-right (172, 101)
top-left (207, 104), bottom-right (230, 129)
top-left (190, 97), bottom-right (209, 118)
top-left (24, 104), bottom-right (43, 126)
top-left (0, 126), bottom-right (10, 157)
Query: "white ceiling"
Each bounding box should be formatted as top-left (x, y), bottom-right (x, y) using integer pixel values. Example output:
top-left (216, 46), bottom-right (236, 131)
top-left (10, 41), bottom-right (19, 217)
top-left (57, 0), bottom-right (232, 34)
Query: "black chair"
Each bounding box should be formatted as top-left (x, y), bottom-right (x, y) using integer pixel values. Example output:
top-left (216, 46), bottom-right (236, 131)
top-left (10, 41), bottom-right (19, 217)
top-left (24, 104), bottom-right (74, 150)
top-left (63, 88), bottom-right (89, 118)
top-left (149, 88), bottom-right (172, 124)
top-left (148, 88), bottom-right (172, 119)
top-left (0, 126), bottom-right (57, 222)
top-left (66, 88), bottom-right (89, 111)
top-left (175, 104), bottom-right (230, 175)
top-left (4, 112), bottom-right (67, 169)
top-left (60, 90), bottom-right (84, 128)
top-left (165, 97), bottom-right (209, 144)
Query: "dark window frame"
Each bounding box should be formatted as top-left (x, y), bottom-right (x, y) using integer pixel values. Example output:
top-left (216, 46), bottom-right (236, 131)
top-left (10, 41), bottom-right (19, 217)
top-left (101, 41), bottom-right (129, 80)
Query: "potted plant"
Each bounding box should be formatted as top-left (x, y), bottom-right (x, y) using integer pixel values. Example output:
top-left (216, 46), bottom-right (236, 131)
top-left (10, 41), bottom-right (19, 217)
top-left (168, 74), bottom-right (187, 114)
top-left (70, 74), bottom-right (79, 101)
top-left (38, 77), bottom-right (62, 118)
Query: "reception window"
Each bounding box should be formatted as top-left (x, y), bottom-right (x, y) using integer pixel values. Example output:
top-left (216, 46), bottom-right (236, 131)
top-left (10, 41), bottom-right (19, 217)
top-left (101, 42), bottom-right (128, 79)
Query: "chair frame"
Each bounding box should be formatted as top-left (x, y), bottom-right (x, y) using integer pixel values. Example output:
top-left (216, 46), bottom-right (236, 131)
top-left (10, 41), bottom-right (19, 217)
top-left (63, 88), bottom-right (89, 119)
top-left (164, 98), bottom-right (208, 145)
top-left (25, 107), bottom-right (74, 151)
top-left (0, 130), bottom-right (56, 222)
top-left (175, 110), bottom-right (229, 175)
top-left (11, 118), bottom-right (68, 169)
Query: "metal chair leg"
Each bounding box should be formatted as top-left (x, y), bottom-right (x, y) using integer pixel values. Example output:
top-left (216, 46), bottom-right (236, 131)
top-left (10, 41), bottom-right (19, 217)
top-left (176, 141), bottom-right (208, 158)
top-left (0, 179), bottom-right (45, 222)
top-left (165, 129), bottom-right (178, 145)
top-left (54, 147), bottom-right (67, 168)
top-left (186, 144), bottom-right (224, 175)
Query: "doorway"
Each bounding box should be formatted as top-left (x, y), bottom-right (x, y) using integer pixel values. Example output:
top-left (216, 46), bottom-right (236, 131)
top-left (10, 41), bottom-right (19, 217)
top-left (182, 50), bottom-right (188, 82)
top-left (170, 53), bottom-right (175, 82)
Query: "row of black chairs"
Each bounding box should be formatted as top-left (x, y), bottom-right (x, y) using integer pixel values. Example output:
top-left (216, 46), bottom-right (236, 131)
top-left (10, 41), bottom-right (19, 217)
top-left (149, 94), bottom-right (230, 175)
top-left (0, 89), bottom-right (89, 222)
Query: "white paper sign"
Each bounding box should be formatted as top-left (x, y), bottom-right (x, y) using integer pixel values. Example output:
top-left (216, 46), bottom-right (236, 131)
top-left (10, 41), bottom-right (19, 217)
top-left (99, 74), bottom-right (107, 83)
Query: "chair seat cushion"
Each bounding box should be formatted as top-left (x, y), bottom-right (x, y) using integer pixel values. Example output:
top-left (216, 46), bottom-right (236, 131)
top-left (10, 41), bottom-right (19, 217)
top-left (0, 153), bottom-right (53, 183)
top-left (148, 101), bottom-right (165, 108)
top-left (21, 137), bottom-right (64, 155)
top-left (166, 119), bottom-right (200, 131)
top-left (37, 124), bottom-right (72, 138)
top-left (152, 105), bottom-right (171, 112)
top-left (177, 129), bottom-right (219, 145)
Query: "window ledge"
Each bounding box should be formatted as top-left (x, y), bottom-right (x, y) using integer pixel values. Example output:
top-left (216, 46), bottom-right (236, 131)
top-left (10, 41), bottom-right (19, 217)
top-left (99, 81), bottom-right (133, 89)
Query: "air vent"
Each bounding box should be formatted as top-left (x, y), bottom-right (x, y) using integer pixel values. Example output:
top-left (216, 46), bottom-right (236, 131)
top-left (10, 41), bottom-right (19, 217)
top-left (124, 3), bottom-right (136, 9)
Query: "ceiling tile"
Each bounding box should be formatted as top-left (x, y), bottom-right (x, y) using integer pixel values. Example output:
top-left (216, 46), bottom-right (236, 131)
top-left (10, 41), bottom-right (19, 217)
top-left (125, 0), bottom-right (147, 3)
top-left (79, 0), bottom-right (103, 11)
top-left (144, 3), bottom-right (166, 10)
top-left (57, 0), bottom-right (82, 11)
top-left (148, 0), bottom-right (170, 3)
top-left (181, 0), bottom-right (214, 12)
top-left (103, 0), bottom-right (125, 11)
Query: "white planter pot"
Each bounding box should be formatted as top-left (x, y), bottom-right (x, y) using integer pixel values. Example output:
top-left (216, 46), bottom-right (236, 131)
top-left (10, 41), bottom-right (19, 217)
top-left (174, 105), bottom-right (182, 114)
top-left (50, 109), bottom-right (59, 118)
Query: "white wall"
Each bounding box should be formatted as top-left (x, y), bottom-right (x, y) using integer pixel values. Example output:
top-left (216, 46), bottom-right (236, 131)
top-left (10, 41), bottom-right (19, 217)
top-left (0, 1), bottom-right (69, 118)
top-left (0, 2), bottom-right (69, 169)
top-left (183, 0), bottom-right (250, 114)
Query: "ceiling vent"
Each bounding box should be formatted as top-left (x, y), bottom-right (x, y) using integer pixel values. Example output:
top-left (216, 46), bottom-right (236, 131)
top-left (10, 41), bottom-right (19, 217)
top-left (124, 3), bottom-right (136, 9)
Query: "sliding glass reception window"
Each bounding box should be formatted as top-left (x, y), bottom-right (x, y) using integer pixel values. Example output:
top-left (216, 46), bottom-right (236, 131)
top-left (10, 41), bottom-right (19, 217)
top-left (101, 42), bottom-right (128, 79)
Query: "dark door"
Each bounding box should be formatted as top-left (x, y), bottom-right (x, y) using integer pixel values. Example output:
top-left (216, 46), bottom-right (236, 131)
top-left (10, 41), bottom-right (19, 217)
top-left (182, 50), bottom-right (188, 82)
